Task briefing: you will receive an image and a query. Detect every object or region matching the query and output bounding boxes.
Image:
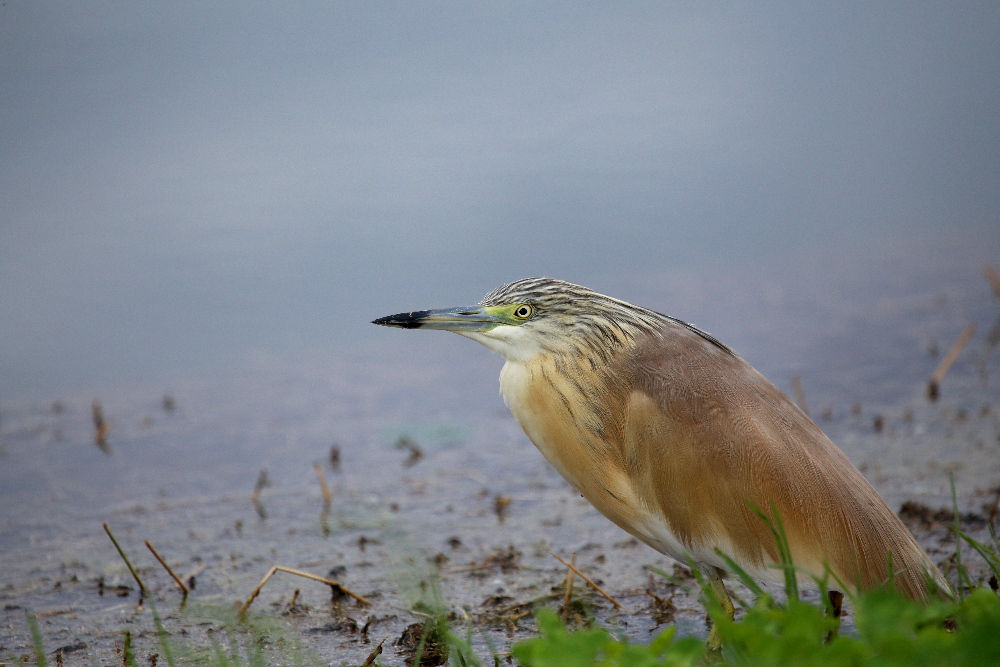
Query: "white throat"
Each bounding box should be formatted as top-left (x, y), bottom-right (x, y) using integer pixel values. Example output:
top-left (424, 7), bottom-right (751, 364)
top-left (456, 325), bottom-right (546, 363)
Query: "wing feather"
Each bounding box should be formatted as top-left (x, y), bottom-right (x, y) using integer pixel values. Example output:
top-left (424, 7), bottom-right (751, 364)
top-left (619, 323), bottom-right (947, 598)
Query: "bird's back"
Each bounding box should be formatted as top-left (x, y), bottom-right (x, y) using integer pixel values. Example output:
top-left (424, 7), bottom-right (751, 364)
top-left (501, 317), bottom-right (949, 599)
top-left (629, 323), bottom-right (950, 597)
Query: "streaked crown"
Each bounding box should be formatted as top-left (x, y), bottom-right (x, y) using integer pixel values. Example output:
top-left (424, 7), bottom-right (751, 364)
top-left (479, 277), bottom-right (731, 357)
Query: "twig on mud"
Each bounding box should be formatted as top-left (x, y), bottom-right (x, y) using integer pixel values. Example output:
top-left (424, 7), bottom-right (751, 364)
top-left (448, 563), bottom-right (503, 574)
top-left (561, 553), bottom-right (577, 616)
top-left (550, 552), bottom-right (621, 609)
top-left (449, 561), bottom-right (523, 574)
top-left (361, 636), bottom-right (388, 667)
top-left (447, 547), bottom-right (522, 574)
top-left (492, 593), bottom-right (562, 617)
top-left (103, 523), bottom-right (146, 594)
top-left (238, 565), bottom-right (371, 616)
top-left (927, 323), bottom-right (976, 401)
top-left (145, 540), bottom-right (189, 596)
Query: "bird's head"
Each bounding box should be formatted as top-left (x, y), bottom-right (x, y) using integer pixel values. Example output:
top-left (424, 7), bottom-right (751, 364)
top-left (372, 277), bottom-right (667, 362)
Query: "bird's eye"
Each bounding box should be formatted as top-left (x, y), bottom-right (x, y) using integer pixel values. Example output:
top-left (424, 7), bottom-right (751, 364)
top-left (513, 304), bottom-right (534, 320)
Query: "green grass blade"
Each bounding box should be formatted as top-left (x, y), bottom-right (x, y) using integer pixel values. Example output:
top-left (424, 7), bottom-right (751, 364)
top-left (24, 610), bottom-right (47, 667)
top-left (646, 566), bottom-right (696, 595)
top-left (149, 601), bottom-right (177, 667)
top-left (951, 475), bottom-right (974, 599)
top-left (714, 548), bottom-right (767, 599)
top-left (745, 501), bottom-right (799, 602)
top-left (208, 632), bottom-right (233, 667)
top-left (955, 529), bottom-right (1000, 580)
top-left (122, 630), bottom-right (138, 667)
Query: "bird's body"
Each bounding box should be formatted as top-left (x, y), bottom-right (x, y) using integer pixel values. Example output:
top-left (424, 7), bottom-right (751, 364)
top-left (374, 277), bottom-right (949, 602)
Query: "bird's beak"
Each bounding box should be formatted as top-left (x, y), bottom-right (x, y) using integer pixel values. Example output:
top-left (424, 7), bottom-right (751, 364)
top-left (372, 306), bottom-right (504, 332)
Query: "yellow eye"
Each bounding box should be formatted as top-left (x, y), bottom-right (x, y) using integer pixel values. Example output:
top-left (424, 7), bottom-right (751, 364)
top-left (513, 304), bottom-right (534, 320)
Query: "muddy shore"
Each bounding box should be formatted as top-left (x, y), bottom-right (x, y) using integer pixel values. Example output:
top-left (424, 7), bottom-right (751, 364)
top-left (2, 266), bottom-right (999, 665)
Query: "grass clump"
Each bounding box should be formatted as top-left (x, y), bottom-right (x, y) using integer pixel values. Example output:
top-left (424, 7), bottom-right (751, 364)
top-left (512, 585), bottom-right (1000, 667)
top-left (513, 504), bottom-right (1000, 667)
top-left (18, 498), bottom-right (1000, 666)
top-left (24, 609), bottom-right (48, 667)
top-left (175, 603), bottom-right (323, 667)
top-left (721, 587), bottom-right (999, 666)
top-left (513, 609), bottom-right (705, 666)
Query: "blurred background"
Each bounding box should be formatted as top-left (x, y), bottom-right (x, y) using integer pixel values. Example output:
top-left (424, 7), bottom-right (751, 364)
top-left (2, 1), bottom-right (998, 400)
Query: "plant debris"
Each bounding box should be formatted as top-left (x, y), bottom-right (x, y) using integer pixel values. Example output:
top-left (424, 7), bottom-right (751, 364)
top-left (395, 622), bottom-right (449, 667)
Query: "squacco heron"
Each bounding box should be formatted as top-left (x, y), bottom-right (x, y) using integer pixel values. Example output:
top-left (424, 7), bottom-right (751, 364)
top-left (373, 277), bottom-right (949, 627)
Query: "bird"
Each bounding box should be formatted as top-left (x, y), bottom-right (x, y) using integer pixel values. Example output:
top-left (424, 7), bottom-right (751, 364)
top-left (373, 277), bottom-right (950, 641)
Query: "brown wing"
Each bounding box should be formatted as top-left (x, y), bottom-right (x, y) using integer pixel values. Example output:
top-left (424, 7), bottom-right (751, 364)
top-left (617, 323), bottom-right (947, 598)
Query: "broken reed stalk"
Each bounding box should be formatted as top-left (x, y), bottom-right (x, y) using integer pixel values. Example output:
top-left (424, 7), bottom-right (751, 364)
top-left (561, 553), bottom-right (577, 615)
top-left (790, 375), bottom-right (809, 417)
top-left (361, 636), bottom-right (388, 667)
top-left (314, 462), bottom-right (332, 510)
top-left (447, 562), bottom-right (507, 574)
top-left (103, 523), bottom-right (146, 593)
top-left (92, 401), bottom-right (111, 455)
top-left (251, 469), bottom-right (269, 520)
top-left (144, 540), bottom-right (189, 595)
top-left (927, 323), bottom-right (976, 401)
top-left (984, 264), bottom-right (1000, 299)
top-left (180, 563), bottom-right (206, 590)
top-left (239, 565), bottom-right (372, 616)
top-left (550, 552), bottom-right (621, 609)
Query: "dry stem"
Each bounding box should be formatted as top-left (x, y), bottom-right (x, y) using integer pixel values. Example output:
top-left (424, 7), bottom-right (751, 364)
top-left (928, 323), bottom-right (976, 400)
top-left (239, 565), bottom-right (372, 615)
top-left (103, 523), bottom-right (146, 593)
top-left (145, 540), bottom-right (189, 595)
top-left (550, 552), bottom-right (621, 608)
top-left (314, 462), bottom-right (333, 510)
top-left (561, 553), bottom-right (577, 615)
top-left (361, 636), bottom-right (388, 667)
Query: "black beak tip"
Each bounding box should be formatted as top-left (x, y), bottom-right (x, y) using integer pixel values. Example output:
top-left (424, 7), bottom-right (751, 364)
top-left (372, 313), bottom-right (423, 329)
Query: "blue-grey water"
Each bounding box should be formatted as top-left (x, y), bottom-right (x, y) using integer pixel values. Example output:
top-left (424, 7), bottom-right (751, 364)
top-left (2, 2), bottom-right (998, 400)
